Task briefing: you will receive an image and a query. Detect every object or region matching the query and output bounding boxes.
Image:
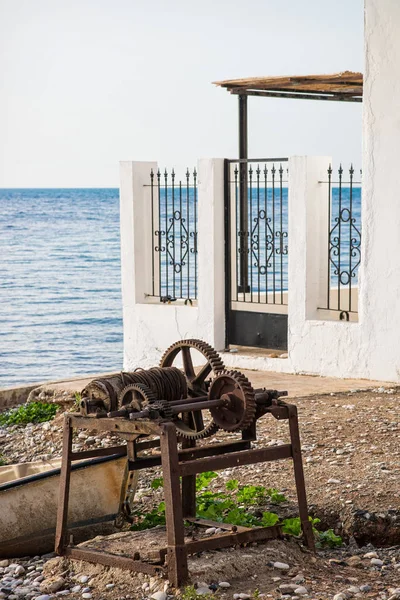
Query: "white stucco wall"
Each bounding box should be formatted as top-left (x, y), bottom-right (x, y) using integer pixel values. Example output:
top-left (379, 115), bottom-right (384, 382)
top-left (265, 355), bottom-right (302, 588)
top-left (360, 0), bottom-right (400, 381)
top-left (120, 159), bottom-right (225, 370)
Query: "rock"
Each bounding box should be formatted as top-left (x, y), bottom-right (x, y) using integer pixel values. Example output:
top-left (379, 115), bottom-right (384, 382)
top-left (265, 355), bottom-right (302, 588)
top-left (106, 584), bottom-right (115, 589)
top-left (273, 562), bottom-right (290, 570)
top-left (40, 577), bottom-right (65, 593)
top-left (218, 582), bottom-right (230, 588)
top-left (0, 561), bottom-right (9, 568)
top-left (205, 528), bottom-right (216, 535)
top-left (82, 588), bottom-right (91, 593)
top-left (363, 551), bottom-right (378, 559)
top-left (347, 556), bottom-right (362, 567)
top-left (294, 587), bottom-right (308, 596)
top-left (71, 586), bottom-right (81, 593)
top-left (196, 588), bottom-right (211, 596)
top-left (79, 576), bottom-right (89, 584)
top-left (14, 567), bottom-right (25, 577)
top-left (371, 558), bottom-right (383, 567)
top-left (82, 595), bottom-right (92, 600)
top-left (333, 595), bottom-right (347, 600)
top-left (359, 585), bottom-right (371, 593)
top-left (328, 479), bottom-right (341, 484)
top-left (347, 586), bottom-right (360, 594)
top-left (150, 593), bottom-right (167, 600)
top-left (238, 595), bottom-right (251, 599)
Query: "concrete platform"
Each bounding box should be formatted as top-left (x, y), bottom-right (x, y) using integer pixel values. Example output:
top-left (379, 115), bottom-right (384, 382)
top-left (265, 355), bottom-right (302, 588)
top-left (239, 368), bottom-right (393, 398)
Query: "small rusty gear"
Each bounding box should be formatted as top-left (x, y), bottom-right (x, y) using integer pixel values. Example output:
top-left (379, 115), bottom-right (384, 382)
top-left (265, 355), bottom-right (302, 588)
top-left (208, 370), bottom-right (257, 432)
top-left (147, 400), bottom-right (174, 420)
top-left (160, 339), bottom-right (225, 440)
top-left (118, 383), bottom-right (157, 412)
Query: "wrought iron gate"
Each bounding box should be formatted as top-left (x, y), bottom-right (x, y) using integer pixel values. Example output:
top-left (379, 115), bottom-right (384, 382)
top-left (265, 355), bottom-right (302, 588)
top-left (224, 158), bottom-right (289, 351)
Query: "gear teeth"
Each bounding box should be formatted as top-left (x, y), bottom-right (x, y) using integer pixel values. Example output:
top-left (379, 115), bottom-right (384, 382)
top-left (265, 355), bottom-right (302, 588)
top-left (118, 383), bottom-right (157, 410)
top-left (149, 399), bottom-right (174, 420)
top-left (159, 339), bottom-right (224, 440)
top-left (208, 369), bottom-right (257, 432)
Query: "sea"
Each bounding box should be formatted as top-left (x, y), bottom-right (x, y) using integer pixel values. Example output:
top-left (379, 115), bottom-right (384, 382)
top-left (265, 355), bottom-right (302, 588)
top-left (0, 186), bottom-right (361, 390)
top-left (0, 188), bottom-right (122, 389)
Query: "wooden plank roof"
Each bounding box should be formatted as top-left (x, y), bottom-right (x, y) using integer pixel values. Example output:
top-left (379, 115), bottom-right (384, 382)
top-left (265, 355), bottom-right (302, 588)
top-left (213, 71), bottom-right (363, 102)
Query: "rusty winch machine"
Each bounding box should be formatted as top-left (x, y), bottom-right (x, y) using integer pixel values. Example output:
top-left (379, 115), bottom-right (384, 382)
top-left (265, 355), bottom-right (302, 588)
top-left (55, 339), bottom-right (314, 586)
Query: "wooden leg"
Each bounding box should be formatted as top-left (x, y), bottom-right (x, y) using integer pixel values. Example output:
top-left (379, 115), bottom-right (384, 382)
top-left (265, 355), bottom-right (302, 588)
top-left (288, 405), bottom-right (315, 552)
top-left (160, 423), bottom-right (188, 587)
top-left (55, 416), bottom-right (73, 554)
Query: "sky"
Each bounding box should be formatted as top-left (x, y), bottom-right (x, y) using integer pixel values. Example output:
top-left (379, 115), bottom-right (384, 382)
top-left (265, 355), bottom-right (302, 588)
top-left (0, 0), bottom-right (364, 187)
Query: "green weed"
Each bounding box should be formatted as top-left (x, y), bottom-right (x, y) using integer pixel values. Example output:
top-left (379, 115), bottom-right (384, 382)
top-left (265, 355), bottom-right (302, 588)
top-left (0, 402), bottom-right (58, 426)
top-left (131, 471), bottom-right (342, 547)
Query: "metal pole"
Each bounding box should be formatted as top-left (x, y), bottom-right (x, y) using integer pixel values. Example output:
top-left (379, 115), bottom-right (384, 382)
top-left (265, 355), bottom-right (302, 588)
top-left (238, 94), bottom-right (249, 293)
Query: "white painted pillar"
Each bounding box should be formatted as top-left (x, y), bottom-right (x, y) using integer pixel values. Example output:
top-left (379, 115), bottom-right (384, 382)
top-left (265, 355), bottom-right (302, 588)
top-left (362, 0), bottom-right (400, 381)
top-left (288, 156), bottom-right (331, 326)
top-left (197, 158), bottom-right (226, 351)
top-left (119, 161), bottom-right (157, 367)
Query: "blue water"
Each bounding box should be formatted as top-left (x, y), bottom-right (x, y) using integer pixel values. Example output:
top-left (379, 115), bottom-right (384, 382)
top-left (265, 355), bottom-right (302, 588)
top-left (0, 188), bottom-right (122, 389)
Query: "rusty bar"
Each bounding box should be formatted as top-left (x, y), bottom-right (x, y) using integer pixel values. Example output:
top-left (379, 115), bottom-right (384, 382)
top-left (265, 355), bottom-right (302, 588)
top-left (167, 395), bottom-right (208, 407)
top-left (160, 422), bottom-right (188, 587)
top-left (185, 517), bottom-right (247, 532)
top-left (128, 439), bottom-right (252, 471)
top-left (179, 444), bottom-right (292, 477)
top-left (55, 416), bottom-right (73, 554)
top-left (135, 438), bottom-right (161, 452)
top-left (65, 547), bottom-right (164, 574)
top-left (170, 398), bottom-right (224, 414)
top-left (183, 525), bottom-right (282, 555)
top-left (181, 438), bottom-right (196, 518)
top-left (70, 445), bottom-right (127, 461)
top-left (287, 405), bottom-right (315, 552)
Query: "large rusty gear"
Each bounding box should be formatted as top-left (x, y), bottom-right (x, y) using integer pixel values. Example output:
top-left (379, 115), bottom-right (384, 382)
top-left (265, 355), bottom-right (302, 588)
top-left (208, 370), bottom-right (257, 432)
top-left (118, 383), bottom-right (157, 412)
top-left (160, 339), bottom-right (225, 440)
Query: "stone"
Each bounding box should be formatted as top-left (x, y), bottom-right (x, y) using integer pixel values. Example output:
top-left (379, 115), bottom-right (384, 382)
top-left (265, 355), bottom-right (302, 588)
top-left (82, 595), bottom-right (92, 600)
top-left (238, 595), bottom-right (251, 599)
top-left (196, 588), bottom-right (211, 596)
top-left (347, 556), bottom-right (362, 567)
top-left (71, 586), bottom-right (81, 593)
top-left (41, 577), bottom-right (65, 593)
top-left (294, 588), bottom-right (308, 596)
top-left (14, 567), bottom-right (25, 577)
top-left (273, 562), bottom-right (290, 570)
top-left (333, 595), bottom-right (347, 600)
top-left (363, 551), bottom-right (378, 559)
top-left (106, 584), bottom-right (115, 589)
top-left (347, 586), bottom-right (360, 594)
top-left (79, 576), bottom-right (89, 584)
top-left (150, 593), bottom-right (167, 600)
top-left (205, 528), bottom-right (216, 535)
top-left (0, 562), bottom-right (9, 568)
top-left (371, 558), bottom-right (383, 567)
top-left (219, 582), bottom-right (230, 588)
top-left (359, 585), bottom-right (371, 593)
top-left (328, 479), bottom-right (341, 484)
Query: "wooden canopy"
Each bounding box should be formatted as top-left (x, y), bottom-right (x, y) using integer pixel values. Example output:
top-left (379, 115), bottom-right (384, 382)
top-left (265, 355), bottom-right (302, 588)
top-left (214, 71), bottom-right (363, 102)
